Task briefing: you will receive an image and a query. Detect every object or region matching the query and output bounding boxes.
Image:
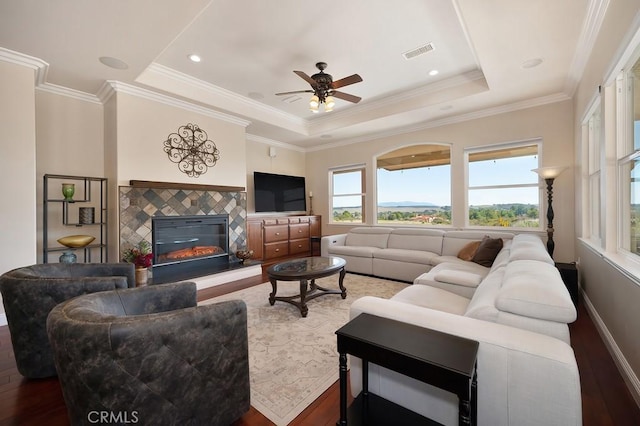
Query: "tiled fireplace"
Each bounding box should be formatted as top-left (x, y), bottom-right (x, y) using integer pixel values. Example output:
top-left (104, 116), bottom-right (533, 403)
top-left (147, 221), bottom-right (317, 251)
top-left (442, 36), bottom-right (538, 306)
top-left (119, 185), bottom-right (247, 281)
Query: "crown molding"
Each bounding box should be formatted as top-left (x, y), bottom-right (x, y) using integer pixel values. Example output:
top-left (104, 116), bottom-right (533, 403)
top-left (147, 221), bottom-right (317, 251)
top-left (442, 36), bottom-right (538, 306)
top-left (141, 63), bottom-right (307, 132)
top-left (0, 47), bottom-right (48, 82)
top-left (245, 133), bottom-right (306, 152)
top-left (36, 82), bottom-right (102, 104)
top-left (100, 80), bottom-right (251, 127)
top-left (307, 92), bottom-right (571, 153)
top-left (0, 48), bottom-right (102, 104)
top-left (564, 0), bottom-right (610, 96)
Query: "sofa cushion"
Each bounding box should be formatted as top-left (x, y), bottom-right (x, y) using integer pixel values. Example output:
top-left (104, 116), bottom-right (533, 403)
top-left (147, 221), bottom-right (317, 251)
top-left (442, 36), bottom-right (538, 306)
top-left (391, 285), bottom-right (470, 315)
top-left (344, 227), bottom-right (392, 249)
top-left (497, 260), bottom-right (576, 323)
top-left (472, 236), bottom-right (504, 267)
top-left (373, 248), bottom-right (438, 265)
top-left (489, 241), bottom-right (511, 272)
top-left (441, 231), bottom-right (514, 256)
top-left (433, 269), bottom-right (483, 288)
top-left (509, 233), bottom-right (554, 265)
top-left (457, 240), bottom-right (481, 261)
top-left (386, 228), bottom-right (445, 253)
top-left (328, 245), bottom-right (382, 258)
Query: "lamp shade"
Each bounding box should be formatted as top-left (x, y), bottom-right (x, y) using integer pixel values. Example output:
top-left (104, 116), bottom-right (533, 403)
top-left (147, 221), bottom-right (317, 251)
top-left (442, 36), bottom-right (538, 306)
top-left (325, 96), bottom-right (335, 109)
top-left (532, 166), bottom-right (567, 179)
top-left (309, 95), bottom-right (319, 108)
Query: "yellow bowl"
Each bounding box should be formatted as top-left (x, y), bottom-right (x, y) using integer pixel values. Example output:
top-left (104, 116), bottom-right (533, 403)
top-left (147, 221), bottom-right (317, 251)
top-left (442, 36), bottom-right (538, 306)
top-left (57, 235), bottom-right (96, 248)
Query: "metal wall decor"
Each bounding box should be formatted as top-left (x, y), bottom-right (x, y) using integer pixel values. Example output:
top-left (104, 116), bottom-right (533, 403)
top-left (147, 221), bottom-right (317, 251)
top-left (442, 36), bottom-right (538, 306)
top-left (163, 123), bottom-right (220, 178)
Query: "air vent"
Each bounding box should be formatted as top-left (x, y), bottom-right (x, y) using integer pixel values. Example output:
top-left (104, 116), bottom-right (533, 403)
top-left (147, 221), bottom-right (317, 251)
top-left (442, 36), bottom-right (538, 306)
top-left (402, 42), bottom-right (435, 60)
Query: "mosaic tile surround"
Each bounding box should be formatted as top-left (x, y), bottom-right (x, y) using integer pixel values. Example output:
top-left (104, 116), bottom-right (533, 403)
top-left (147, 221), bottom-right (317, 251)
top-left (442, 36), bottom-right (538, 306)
top-left (119, 186), bottom-right (247, 259)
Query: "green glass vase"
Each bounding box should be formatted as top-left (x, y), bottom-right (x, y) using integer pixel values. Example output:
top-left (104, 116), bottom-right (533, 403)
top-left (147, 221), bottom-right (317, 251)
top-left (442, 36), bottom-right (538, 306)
top-left (61, 183), bottom-right (75, 201)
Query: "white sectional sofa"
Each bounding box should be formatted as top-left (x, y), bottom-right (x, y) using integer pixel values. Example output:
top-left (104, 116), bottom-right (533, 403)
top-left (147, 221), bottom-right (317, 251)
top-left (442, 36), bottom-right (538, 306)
top-left (322, 227), bottom-right (581, 425)
top-left (321, 227), bottom-right (514, 283)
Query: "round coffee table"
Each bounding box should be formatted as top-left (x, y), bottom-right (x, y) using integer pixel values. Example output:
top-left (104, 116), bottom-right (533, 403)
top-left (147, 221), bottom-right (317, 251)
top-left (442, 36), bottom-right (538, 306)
top-left (267, 256), bottom-right (347, 317)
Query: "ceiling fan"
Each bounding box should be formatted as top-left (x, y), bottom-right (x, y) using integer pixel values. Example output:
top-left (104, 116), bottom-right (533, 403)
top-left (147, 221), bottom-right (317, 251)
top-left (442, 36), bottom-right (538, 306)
top-left (276, 62), bottom-right (363, 111)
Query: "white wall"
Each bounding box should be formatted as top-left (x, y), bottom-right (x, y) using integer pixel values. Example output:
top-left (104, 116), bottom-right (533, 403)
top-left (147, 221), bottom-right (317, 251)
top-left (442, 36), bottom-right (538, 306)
top-left (114, 92), bottom-right (246, 187)
top-left (0, 61), bottom-right (38, 323)
top-left (35, 91), bottom-right (104, 263)
top-left (245, 139), bottom-right (306, 214)
top-left (572, 0), bottom-right (640, 404)
top-left (307, 100), bottom-right (576, 263)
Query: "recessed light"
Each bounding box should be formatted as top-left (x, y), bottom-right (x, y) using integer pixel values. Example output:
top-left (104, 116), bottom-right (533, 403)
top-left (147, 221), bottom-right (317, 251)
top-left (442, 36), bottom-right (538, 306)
top-left (99, 56), bottom-right (128, 70)
top-left (428, 69), bottom-right (439, 76)
top-left (188, 54), bottom-right (201, 63)
top-left (521, 58), bottom-right (543, 69)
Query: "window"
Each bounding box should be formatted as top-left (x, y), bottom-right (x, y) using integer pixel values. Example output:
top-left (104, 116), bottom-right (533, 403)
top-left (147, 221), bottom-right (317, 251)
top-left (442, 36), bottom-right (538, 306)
top-left (330, 166), bottom-right (365, 223)
top-left (376, 144), bottom-right (451, 226)
top-left (586, 102), bottom-right (602, 243)
top-left (618, 56), bottom-right (640, 256)
top-left (466, 142), bottom-right (541, 228)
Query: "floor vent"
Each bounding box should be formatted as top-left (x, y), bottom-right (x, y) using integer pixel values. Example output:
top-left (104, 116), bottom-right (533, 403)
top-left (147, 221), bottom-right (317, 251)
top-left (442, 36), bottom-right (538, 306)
top-left (403, 42), bottom-right (435, 60)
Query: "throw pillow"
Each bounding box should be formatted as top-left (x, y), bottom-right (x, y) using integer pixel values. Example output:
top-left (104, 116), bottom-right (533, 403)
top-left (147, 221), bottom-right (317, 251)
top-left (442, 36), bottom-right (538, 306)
top-left (457, 240), bottom-right (481, 261)
top-left (472, 236), bottom-right (504, 267)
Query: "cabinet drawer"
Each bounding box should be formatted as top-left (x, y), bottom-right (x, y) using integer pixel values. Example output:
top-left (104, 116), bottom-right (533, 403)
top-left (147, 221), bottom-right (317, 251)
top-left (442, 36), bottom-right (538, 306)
top-left (289, 238), bottom-right (310, 255)
top-left (264, 241), bottom-right (289, 259)
top-left (264, 224), bottom-right (289, 243)
top-left (289, 223), bottom-right (310, 239)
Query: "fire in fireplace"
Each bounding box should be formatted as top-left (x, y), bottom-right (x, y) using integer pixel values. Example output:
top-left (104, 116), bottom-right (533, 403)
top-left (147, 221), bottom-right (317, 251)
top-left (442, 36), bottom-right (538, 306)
top-left (151, 214), bottom-right (229, 283)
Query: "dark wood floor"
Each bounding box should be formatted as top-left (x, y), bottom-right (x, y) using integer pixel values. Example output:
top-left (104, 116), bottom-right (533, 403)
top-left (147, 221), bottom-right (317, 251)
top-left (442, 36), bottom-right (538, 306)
top-left (1, 271), bottom-right (638, 425)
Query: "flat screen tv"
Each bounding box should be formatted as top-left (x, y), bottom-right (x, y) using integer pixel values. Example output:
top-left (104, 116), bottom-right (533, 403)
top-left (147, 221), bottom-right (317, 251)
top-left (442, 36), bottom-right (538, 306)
top-left (254, 172), bottom-right (306, 213)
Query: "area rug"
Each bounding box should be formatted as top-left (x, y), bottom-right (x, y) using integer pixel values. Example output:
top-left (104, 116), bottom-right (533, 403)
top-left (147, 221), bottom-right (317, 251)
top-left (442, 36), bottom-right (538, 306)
top-left (200, 273), bottom-right (408, 426)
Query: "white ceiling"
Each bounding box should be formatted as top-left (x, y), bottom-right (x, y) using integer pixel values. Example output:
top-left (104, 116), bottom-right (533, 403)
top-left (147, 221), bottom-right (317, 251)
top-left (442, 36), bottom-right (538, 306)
top-left (0, 0), bottom-right (594, 149)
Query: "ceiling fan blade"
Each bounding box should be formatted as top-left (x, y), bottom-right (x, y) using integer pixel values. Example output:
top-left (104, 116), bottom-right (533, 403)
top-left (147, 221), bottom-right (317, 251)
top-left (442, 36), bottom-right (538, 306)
top-left (293, 70), bottom-right (318, 88)
top-left (331, 91), bottom-right (361, 103)
top-left (331, 74), bottom-right (363, 90)
top-left (275, 90), bottom-right (314, 96)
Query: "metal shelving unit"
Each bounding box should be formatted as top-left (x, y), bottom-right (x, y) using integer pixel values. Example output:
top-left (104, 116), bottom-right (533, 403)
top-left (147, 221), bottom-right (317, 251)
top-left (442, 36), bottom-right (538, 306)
top-left (43, 174), bottom-right (108, 263)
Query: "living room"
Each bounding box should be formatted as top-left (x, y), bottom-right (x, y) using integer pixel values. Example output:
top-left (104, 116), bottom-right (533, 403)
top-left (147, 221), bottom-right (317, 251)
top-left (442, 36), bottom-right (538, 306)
top-left (1, 0), bottom-right (640, 424)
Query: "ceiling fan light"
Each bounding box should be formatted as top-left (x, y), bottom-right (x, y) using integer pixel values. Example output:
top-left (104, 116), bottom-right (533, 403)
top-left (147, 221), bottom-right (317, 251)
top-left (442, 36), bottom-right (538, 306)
top-left (325, 96), bottom-right (335, 109)
top-left (309, 95), bottom-right (319, 108)
top-left (324, 104), bottom-right (334, 112)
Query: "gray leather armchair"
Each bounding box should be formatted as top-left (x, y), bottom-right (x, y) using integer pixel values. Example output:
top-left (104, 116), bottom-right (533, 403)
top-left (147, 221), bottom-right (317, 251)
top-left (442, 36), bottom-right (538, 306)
top-left (47, 282), bottom-right (250, 426)
top-left (0, 263), bottom-right (135, 378)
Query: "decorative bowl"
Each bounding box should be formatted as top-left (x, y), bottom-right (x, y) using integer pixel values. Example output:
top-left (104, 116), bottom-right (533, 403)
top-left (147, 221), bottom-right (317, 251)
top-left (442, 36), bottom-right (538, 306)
top-left (235, 249), bottom-right (254, 263)
top-left (57, 235), bottom-right (96, 248)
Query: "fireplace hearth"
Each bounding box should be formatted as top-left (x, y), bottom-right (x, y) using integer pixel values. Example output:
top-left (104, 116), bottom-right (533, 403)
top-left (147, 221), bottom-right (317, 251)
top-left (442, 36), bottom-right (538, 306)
top-left (152, 214), bottom-right (231, 283)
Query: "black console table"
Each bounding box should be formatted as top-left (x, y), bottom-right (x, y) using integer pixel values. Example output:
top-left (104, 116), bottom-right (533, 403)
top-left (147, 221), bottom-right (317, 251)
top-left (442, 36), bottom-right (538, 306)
top-left (336, 313), bottom-right (478, 426)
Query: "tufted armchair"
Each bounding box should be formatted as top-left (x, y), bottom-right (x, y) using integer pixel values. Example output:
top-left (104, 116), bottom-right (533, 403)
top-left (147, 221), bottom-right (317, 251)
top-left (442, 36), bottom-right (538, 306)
top-left (0, 263), bottom-right (135, 378)
top-left (46, 282), bottom-right (250, 426)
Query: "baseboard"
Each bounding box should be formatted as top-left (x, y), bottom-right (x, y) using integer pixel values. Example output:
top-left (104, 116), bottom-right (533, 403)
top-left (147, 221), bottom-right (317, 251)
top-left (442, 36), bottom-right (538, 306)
top-left (192, 264), bottom-right (262, 291)
top-left (582, 290), bottom-right (640, 407)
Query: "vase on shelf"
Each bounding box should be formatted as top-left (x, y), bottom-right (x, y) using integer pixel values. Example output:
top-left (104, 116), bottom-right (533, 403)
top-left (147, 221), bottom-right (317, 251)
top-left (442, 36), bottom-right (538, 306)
top-left (135, 267), bottom-right (148, 286)
top-left (61, 183), bottom-right (75, 201)
top-left (59, 250), bottom-right (77, 264)
top-left (79, 207), bottom-right (95, 224)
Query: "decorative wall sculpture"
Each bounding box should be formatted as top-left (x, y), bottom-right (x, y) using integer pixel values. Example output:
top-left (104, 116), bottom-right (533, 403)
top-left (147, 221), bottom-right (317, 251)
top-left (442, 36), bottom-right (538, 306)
top-left (163, 123), bottom-right (220, 177)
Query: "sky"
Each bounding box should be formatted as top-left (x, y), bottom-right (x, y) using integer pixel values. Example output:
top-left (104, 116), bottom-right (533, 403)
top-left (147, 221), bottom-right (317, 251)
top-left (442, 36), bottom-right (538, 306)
top-left (333, 154), bottom-right (542, 208)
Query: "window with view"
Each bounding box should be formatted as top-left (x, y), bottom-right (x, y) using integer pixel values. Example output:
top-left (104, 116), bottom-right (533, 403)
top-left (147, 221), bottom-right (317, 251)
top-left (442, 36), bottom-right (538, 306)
top-left (376, 144), bottom-right (451, 226)
top-left (618, 56), bottom-right (640, 256)
top-left (330, 166), bottom-right (365, 223)
top-left (466, 142), bottom-right (541, 228)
